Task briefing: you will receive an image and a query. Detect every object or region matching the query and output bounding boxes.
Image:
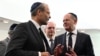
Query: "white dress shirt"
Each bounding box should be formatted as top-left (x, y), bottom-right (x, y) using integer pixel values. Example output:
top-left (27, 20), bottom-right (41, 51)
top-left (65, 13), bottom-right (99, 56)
top-left (46, 36), bottom-right (55, 47)
top-left (66, 29), bottom-right (77, 49)
top-left (31, 19), bottom-right (40, 30)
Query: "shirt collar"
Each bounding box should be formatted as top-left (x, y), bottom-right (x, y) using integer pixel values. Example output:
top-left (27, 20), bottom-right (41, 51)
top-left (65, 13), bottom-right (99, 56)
top-left (30, 19), bottom-right (40, 29)
top-left (46, 35), bottom-right (55, 41)
top-left (66, 29), bottom-right (77, 35)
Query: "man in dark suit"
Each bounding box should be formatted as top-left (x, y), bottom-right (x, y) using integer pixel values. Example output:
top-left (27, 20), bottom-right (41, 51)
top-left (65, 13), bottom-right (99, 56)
top-left (0, 38), bottom-right (9, 56)
top-left (5, 2), bottom-right (51, 56)
top-left (54, 13), bottom-right (95, 56)
top-left (44, 22), bottom-right (56, 55)
top-left (0, 23), bottom-right (18, 56)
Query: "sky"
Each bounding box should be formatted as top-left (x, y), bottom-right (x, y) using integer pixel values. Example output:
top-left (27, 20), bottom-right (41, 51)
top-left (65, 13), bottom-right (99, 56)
top-left (0, 0), bottom-right (100, 29)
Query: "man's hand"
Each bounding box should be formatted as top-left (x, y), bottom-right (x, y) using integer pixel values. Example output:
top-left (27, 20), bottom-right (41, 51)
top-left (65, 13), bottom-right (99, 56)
top-left (54, 44), bottom-right (64, 56)
top-left (65, 46), bottom-right (77, 56)
top-left (41, 52), bottom-right (50, 56)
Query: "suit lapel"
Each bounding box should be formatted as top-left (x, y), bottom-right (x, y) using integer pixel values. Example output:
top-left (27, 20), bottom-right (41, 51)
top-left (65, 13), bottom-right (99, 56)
top-left (74, 32), bottom-right (81, 51)
top-left (28, 21), bottom-right (50, 51)
top-left (63, 33), bottom-right (67, 46)
top-left (62, 33), bottom-right (67, 52)
top-left (27, 21), bottom-right (45, 51)
top-left (28, 21), bottom-right (42, 41)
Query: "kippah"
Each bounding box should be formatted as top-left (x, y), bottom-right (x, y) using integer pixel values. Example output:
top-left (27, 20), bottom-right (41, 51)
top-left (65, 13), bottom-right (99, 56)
top-left (69, 13), bottom-right (77, 19)
top-left (30, 2), bottom-right (42, 13)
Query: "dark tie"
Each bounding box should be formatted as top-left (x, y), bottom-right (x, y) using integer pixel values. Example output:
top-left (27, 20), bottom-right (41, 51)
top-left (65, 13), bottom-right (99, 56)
top-left (68, 32), bottom-right (73, 48)
top-left (49, 39), bottom-right (54, 55)
top-left (39, 28), bottom-right (49, 51)
top-left (49, 39), bottom-right (54, 50)
top-left (39, 28), bottom-right (45, 39)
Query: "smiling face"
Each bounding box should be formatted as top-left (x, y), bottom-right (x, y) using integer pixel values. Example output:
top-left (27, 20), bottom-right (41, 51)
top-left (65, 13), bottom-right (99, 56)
top-left (63, 13), bottom-right (77, 32)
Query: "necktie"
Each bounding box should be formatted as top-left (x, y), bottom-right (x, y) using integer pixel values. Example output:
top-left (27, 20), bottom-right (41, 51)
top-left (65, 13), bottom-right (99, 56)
top-left (49, 38), bottom-right (54, 55)
top-left (39, 28), bottom-right (48, 51)
top-left (68, 32), bottom-right (73, 48)
top-left (49, 39), bottom-right (54, 50)
top-left (39, 28), bottom-right (45, 39)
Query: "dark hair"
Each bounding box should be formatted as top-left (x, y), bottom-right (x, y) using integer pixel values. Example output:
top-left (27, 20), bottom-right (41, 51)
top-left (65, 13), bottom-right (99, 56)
top-left (8, 23), bottom-right (18, 34)
top-left (30, 2), bottom-right (45, 16)
top-left (69, 12), bottom-right (77, 21)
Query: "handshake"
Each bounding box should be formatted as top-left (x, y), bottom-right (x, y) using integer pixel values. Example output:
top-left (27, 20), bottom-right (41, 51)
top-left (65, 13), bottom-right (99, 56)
top-left (54, 44), bottom-right (77, 56)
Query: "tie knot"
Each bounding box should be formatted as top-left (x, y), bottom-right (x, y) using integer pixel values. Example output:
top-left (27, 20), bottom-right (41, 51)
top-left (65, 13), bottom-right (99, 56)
top-left (49, 39), bottom-right (53, 41)
top-left (39, 28), bottom-right (42, 32)
top-left (68, 32), bottom-right (73, 35)
top-left (39, 28), bottom-right (41, 30)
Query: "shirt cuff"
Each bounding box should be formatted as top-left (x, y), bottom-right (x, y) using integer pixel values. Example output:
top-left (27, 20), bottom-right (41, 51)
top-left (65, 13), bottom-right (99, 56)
top-left (38, 52), bottom-right (41, 56)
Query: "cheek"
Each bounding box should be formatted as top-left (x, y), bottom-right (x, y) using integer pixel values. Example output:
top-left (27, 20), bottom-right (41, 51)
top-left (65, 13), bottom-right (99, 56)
top-left (45, 12), bottom-right (49, 18)
top-left (45, 14), bottom-right (48, 18)
top-left (63, 23), bottom-right (72, 29)
top-left (63, 22), bottom-right (69, 26)
top-left (51, 30), bottom-right (55, 33)
top-left (48, 30), bottom-right (53, 33)
top-left (42, 13), bottom-right (47, 19)
top-left (70, 21), bottom-right (75, 26)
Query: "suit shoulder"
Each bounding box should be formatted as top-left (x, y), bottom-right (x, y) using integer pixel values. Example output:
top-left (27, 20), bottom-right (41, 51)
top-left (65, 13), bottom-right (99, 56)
top-left (16, 22), bottom-right (29, 30)
top-left (18, 21), bottom-right (32, 27)
top-left (17, 22), bottom-right (27, 27)
top-left (79, 32), bottom-right (90, 36)
top-left (78, 32), bottom-right (90, 38)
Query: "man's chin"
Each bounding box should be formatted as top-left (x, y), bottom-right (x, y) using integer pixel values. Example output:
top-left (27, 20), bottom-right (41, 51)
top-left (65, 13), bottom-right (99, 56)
top-left (41, 19), bottom-right (49, 25)
top-left (65, 28), bottom-right (70, 31)
top-left (41, 21), bottom-right (47, 25)
top-left (42, 23), bottom-right (47, 25)
top-left (65, 27), bottom-right (69, 29)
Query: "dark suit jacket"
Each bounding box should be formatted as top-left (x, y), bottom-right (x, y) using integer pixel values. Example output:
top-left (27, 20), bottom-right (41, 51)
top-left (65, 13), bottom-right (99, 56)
top-left (5, 21), bottom-right (50, 56)
top-left (0, 38), bottom-right (9, 56)
top-left (46, 38), bottom-right (55, 55)
top-left (54, 32), bottom-right (95, 56)
top-left (46, 43), bottom-right (53, 55)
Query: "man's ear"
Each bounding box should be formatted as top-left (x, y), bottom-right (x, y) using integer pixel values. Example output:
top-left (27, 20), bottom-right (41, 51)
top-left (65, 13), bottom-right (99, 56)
top-left (37, 9), bottom-right (41, 16)
top-left (74, 20), bottom-right (77, 25)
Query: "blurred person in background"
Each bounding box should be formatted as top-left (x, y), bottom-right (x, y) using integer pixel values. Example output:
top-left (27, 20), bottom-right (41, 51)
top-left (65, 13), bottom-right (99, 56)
top-left (0, 23), bottom-right (18, 56)
top-left (44, 21), bottom-right (56, 55)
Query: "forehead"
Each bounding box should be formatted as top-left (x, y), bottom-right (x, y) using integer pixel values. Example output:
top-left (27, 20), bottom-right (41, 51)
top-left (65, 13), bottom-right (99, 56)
top-left (63, 14), bottom-right (72, 19)
top-left (43, 4), bottom-right (49, 11)
top-left (47, 22), bottom-right (55, 27)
